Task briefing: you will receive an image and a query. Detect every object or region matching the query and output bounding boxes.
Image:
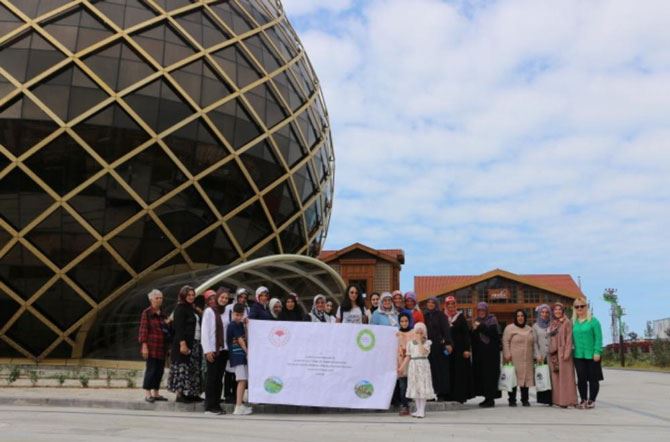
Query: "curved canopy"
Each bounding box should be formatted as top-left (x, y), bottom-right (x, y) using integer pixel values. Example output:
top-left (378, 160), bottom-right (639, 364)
top-left (81, 255), bottom-right (346, 360)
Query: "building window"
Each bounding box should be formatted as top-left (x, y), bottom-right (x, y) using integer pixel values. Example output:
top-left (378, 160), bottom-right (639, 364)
top-left (525, 290), bottom-right (541, 304)
top-left (453, 288), bottom-right (472, 304)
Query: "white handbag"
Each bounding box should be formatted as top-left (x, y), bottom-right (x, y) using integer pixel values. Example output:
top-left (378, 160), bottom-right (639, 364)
top-left (534, 364), bottom-right (552, 392)
top-left (498, 363), bottom-right (517, 392)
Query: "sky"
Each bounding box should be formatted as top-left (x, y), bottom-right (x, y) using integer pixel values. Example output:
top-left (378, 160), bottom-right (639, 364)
top-left (281, 0), bottom-right (670, 341)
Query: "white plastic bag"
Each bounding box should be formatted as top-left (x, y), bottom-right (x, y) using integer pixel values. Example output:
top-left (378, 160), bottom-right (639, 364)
top-left (534, 364), bottom-right (552, 392)
top-left (498, 363), bottom-right (517, 392)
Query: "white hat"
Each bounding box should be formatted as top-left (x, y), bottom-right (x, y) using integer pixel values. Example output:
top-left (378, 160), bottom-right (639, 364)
top-left (255, 286), bottom-right (269, 298)
top-left (236, 287), bottom-right (248, 296)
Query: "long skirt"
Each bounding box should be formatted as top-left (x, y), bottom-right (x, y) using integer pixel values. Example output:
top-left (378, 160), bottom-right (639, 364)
top-left (167, 341), bottom-right (202, 397)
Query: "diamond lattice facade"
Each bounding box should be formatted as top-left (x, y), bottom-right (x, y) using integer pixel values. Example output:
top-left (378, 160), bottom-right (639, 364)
top-left (0, 0), bottom-right (334, 360)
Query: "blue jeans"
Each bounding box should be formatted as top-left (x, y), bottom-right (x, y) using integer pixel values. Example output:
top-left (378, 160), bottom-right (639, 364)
top-left (398, 377), bottom-right (409, 408)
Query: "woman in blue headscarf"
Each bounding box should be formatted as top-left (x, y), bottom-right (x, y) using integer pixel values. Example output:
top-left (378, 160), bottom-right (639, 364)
top-left (371, 292), bottom-right (399, 327)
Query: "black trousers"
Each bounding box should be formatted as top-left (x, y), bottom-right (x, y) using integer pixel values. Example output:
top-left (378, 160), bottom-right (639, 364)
top-left (508, 386), bottom-right (529, 403)
top-left (574, 358), bottom-right (600, 402)
top-left (142, 357), bottom-right (165, 391)
top-left (224, 369), bottom-right (236, 401)
top-left (205, 351), bottom-right (228, 410)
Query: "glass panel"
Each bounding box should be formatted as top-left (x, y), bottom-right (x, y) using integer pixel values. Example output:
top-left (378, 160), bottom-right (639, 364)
top-left (0, 29), bottom-right (67, 83)
top-left (171, 58), bottom-right (232, 108)
top-left (73, 102), bottom-right (151, 163)
top-left (30, 64), bottom-right (108, 122)
top-left (242, 34), bottom-right (280, 73)
top-left (272, 122), bottom-right (305, 167)
top-left (0, 242), bottom-right (54, 301)
top-left (163, 117), bottom-right (230, 175)
top-left (32, 279), bottom-right (92, 330)
top-left (24, 132), bottom-right (102, 196)
top-left (47, 340), bottom-right (72, 358)
top-left (153, 0), bottom-right (191, 12)
top-left (83, 41), bottom-right (155, 92)
top-left (115, 143), bottom-right (188, 204)
top-left (237, 0), bottom-right (272, 26)
top-left (186, 226), bottom-right (238, 265)
top-left (240, 140), bottom-right (283, 190)
top-left (0, 337), bottom-right (24, 358)
top-left (4, 311), bottom-right (58, 357)
top-left (68, 174), bottom-right (142, 235)
top-left (207, 97), bottom-right (261, 150)
top-left (154, 185), bottom-right (216, 243)
top-left (244, 81), bottom-right (286, 128)
top-left (199, 160), bottom-right (254, 214)
top-left (11, 0), bottom-right (70, 19)
top-left (91, 0), bottom-right (157, 29)
top-left (174, 8), bottom-right (229, 49)
top-left (272, 71), bottom-right (304, 112)
top-left (0, 287), bottom-right (21, 331)
top-left (211, 44), bottom-right (260, 88)
top-left (132, 21), bottom-right (196, 67)
top-left (227, 201), bottom-right (272, 251)
top-left (25, 206), bottom-right (96, 268)
top-left (67, 245), bottom-right (132, 303)
top-left (0, 95), bottom-right (60, 157)
top-left (303, 198), bottom-right (321, 236)
top-left (296, 107), bottom-right (318, 150)
top-left (0, 3), bottom-right (24, 35)
top-left (264, 26), bottom-right (295, 61)
top-left (109, 214), bottom-right (175, 273)
top-left (208, 0), bottom-right (253, 35)
top-left (263, 179), bottom-right (298, 227)
top-left (293, 162), bottom-right (316, 204)
top-left (279, 218), bottom-right (306, 254)
top-left (41, 6), bottom-right (113, 53)
top-left (124, 77), bottom-right (193, 134)
top-left (247, 237), bottom-right (279, 259)
top-left (0, 167), bottom-right (55, 230)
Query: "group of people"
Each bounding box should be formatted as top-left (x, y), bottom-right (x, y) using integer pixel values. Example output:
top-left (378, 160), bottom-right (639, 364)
top-left (138, 283), bottom-right (603, 418)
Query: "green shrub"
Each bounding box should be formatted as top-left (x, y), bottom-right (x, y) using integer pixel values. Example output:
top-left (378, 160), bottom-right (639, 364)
top-left (7, 366), bottom-right (20, 385)
top-left (79, 374), bottom-right (89, 388)
top-left (126, 370), bottom-right (137, 388)
top-left (106, 370), bottom-right (115, 387)
top-left (56, 373), bottom-right (67, 386)
top-left (93, 367), bottom-right (99, 379)
top-left (28, 370), bottom-right (38, 387)
top-left (652, 339), bottom-right (670, 367)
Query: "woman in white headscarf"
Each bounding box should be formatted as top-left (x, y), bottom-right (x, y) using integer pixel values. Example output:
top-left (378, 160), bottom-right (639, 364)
top-left (371, 292), bottom-right (399, 327)
top-left (269, 298), bottom-right (282, 319)
top-left (309, 294), bottom-right (331, 323)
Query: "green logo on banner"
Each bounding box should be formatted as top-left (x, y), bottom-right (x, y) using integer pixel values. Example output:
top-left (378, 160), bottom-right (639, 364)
top-left (264, 376), bottom-right (283, 394)
top-left (356, 329), bottom-right (376, 351)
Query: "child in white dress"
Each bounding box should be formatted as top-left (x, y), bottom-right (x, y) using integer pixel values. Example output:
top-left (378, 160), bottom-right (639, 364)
top-left (398, 322), bottom-right (436, 418)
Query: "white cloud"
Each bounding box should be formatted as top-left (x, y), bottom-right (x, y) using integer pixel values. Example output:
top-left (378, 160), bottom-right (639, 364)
top-left (288, 0), bottom-right (670, 337)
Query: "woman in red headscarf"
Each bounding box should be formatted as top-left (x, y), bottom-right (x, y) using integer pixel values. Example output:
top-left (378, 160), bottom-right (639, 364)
top-left (444, 296), bottom-right (474, 403)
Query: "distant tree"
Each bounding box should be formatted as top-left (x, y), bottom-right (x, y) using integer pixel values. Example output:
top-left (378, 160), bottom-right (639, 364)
top-left (627, 332), bottom-right (638, 341)
top-left (644, 321), bottom-right (654, 339)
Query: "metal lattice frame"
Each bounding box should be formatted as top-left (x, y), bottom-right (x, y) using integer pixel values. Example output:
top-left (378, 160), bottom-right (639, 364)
top-left (0, 0), bottom-right (335, 360)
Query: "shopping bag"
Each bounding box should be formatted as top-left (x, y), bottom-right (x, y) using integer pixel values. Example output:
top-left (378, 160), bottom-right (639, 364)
top-left (534, 364), bottom-right (552, 392)
top-left (498, 363), bottom-right (517, 392)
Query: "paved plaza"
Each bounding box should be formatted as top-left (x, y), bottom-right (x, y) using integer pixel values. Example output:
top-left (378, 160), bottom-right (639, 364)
top-left (0, 369), bottom-right (668, 441)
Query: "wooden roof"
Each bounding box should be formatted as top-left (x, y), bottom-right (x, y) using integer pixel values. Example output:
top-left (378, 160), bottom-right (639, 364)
top-left (415, 268), bottom-right (584, 302)
top-left (318, 242), bottom-right (405, 265)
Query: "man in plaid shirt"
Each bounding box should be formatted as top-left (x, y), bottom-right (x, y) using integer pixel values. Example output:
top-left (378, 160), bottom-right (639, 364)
top-left (138, 289), bottom-right (170, 403)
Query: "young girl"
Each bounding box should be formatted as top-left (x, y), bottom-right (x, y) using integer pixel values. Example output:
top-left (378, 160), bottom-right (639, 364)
top-left (399, 322), bottom-right (435, 418)
top-left (396, 313), bottom-right (414, 416)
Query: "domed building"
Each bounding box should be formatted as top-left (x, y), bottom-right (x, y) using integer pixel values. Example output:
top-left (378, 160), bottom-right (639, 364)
top-left (0, 0), bottom-right (338, 361)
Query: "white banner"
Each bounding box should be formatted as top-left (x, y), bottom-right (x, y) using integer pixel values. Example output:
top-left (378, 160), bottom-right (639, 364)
top-left (248, 320), bottom-right (397, 409)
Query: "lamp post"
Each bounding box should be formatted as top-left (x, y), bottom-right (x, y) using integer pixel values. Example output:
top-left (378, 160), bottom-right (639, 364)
top-left (603, 288), bottom-right (625, 367)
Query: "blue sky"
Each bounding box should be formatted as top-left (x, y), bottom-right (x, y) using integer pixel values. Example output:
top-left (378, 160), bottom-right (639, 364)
top-left (282, 0), bottom-right (670, 341)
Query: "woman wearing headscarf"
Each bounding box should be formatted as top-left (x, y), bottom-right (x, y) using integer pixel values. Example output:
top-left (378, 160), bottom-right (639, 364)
top-left (309, 294), bottom-right (332, 323)
top-left (168, 285), bottom-right (203, 403)
top-left (423, 297), bottom-right (452, 400)
top-left (368, 292), bottom-right (381, 313)
top-left (572, 297), bottom-right (603, 409)
top-left (396, 312), bottom-right (415, 415)
top-left (444, 296), bottom-right (474, 404)
top-left (279, 293), bottom-right (307, 321)
top-left (269, 298), bottom-right (282, 319)
top-left (371, 292), bottom-right (399, 327)
top-left (549, 302), bottom-right (578, 408)
top-left (201, 289), bottom-right (229, 414)
top-left (502, 309), bottom-right (535, 407)
top-left (404, 291), bottom-right (424, 324)
top-left (249, 286), bottom-right (273, 320)
top-left (533, 304), bottom-right (552, 405)
top-left (471, 302), bottom-right (501, 407)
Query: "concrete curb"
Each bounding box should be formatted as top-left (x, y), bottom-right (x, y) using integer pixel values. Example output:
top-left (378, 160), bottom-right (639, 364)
top-left (0, 396), bottom-right (469, 414)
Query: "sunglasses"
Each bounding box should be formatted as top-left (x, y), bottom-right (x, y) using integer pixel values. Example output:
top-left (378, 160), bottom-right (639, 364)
top-left (574, 305), bottom-right (586, 309)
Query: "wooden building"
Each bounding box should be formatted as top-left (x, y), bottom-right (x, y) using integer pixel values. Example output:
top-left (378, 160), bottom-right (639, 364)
top-left (318, 243), bottom-right (404, 297)
top-left (415, 269), bottom-right (584, 327)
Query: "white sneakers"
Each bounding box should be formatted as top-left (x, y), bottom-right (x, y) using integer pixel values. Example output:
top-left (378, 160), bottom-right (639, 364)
top-left (233, 404), bottom-right (253, 415)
